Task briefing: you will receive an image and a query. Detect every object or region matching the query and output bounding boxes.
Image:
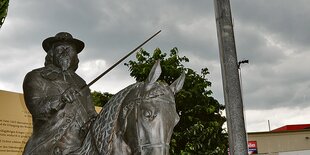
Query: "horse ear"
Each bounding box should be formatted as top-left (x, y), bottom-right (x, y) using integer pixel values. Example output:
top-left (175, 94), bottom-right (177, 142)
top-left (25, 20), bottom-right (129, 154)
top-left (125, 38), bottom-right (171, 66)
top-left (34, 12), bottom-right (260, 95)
top-left (170, 72), bottom-right (186, 94)
top-left (145, 60), bottom-right (161, 84)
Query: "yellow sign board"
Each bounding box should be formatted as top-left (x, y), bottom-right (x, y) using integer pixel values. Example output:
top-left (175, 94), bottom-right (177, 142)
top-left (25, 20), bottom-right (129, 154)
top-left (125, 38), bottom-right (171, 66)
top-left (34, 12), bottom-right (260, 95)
top-left (0, 90), bottom-right (32, 155)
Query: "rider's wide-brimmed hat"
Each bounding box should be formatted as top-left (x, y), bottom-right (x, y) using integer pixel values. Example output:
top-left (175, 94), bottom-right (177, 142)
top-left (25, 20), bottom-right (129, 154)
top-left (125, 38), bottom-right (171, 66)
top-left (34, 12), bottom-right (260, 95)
top-left (42, 32), bottom-right (85, 53)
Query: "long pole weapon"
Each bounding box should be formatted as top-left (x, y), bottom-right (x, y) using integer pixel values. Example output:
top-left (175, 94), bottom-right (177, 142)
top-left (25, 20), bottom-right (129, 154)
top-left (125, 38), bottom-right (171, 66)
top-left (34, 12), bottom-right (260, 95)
top-left (80, 30), bottom-right (161, 91)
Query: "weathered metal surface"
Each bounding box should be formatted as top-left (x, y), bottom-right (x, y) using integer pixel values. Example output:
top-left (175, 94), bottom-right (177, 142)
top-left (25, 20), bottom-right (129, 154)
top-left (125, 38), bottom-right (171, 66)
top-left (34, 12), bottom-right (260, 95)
top-left (23, 32), bottom-right (184, 155)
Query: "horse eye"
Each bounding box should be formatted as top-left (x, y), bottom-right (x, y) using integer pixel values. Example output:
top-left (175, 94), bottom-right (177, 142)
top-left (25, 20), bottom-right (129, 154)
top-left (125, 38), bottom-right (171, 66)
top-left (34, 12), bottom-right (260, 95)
top-left (143, 110), bottom-right (152, 118)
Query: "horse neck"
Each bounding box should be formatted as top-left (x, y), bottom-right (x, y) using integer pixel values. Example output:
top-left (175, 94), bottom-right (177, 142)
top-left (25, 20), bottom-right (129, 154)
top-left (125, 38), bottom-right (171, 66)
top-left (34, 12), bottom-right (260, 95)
top-left (89, 83), bottom-right (137, 154)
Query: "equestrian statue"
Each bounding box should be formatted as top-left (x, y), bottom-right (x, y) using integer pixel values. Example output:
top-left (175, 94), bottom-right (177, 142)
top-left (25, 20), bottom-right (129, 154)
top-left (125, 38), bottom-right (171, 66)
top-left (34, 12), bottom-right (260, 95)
top-left (22, 32), bottom-right (185, 155)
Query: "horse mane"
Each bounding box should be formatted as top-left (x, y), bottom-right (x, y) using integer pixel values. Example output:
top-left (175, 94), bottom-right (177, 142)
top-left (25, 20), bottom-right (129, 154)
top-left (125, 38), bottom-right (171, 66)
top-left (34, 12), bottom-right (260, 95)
top-left (90, 83), bottom-right (138, 154)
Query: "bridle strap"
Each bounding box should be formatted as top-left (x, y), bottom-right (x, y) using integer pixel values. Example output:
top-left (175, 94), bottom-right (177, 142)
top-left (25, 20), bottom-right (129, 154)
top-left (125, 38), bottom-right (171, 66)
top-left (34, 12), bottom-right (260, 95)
top-left (138, 143), bottom-right (170, 150)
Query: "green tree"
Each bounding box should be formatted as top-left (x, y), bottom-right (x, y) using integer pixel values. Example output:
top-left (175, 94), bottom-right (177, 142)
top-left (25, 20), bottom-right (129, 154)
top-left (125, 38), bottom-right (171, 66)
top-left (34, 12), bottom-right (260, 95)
top-left (0, 0), bottom-right (9, 28)
top-left (125, 47), bottom-right (228, 154)
top-left (91, 91), bottom-right (113, 107)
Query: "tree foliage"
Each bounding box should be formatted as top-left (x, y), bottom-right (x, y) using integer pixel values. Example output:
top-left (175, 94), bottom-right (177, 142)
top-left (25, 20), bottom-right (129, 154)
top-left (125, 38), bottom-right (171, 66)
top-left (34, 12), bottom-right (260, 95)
top-left (91, 91), bottom-right (113, 107)
top-left (0, 0), bottom-right (9, 28)
top-left (125, 47), bottom-right (228, 154)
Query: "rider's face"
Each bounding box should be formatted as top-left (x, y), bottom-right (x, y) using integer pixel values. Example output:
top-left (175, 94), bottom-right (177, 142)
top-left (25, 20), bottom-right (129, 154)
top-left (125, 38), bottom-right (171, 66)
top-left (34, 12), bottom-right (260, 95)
top-left (53, 43), bottom-right (78, 71)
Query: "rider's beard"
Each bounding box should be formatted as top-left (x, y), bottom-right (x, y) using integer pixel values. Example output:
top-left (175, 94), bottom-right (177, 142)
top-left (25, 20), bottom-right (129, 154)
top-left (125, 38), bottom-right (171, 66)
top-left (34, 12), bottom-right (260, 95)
top-left (60, 57), bottom-right (71, 71)
top-left (56, 55), bottom-right (72, 71)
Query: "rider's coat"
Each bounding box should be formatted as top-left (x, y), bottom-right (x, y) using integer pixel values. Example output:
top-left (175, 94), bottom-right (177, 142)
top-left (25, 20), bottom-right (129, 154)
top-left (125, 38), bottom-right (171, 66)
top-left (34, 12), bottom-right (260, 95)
top-left (22, 65), bottom-right (97, 155)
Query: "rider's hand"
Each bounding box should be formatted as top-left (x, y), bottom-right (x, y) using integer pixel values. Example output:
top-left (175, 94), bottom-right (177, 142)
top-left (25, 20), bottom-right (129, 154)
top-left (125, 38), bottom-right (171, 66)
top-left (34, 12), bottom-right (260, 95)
top-left (61, 87), bottom-right (80, 103)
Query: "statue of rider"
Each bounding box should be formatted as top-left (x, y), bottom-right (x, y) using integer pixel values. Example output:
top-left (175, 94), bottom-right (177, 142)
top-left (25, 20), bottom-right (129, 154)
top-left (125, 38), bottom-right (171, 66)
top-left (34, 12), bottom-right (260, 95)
top-left (22, 32), bottom-right (97, 155)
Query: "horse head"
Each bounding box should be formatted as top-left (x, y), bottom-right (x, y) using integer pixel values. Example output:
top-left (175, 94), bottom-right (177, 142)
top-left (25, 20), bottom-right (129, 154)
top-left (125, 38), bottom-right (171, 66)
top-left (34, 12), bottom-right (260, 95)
top-left (115, 60), bottom-right (185, 155)
top-left (75, 60), bottom-right (185, 155)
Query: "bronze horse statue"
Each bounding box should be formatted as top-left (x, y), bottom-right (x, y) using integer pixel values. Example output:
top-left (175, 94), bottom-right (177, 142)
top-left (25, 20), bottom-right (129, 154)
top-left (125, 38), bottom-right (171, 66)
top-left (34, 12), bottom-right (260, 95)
top-left (72, 61), bottom-right (185, 155)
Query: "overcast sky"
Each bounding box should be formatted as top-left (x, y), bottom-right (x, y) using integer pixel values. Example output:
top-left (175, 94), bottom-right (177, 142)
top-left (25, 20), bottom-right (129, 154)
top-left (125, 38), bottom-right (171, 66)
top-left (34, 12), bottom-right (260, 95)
top-left (1, 0), bottom-right (310, 132)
